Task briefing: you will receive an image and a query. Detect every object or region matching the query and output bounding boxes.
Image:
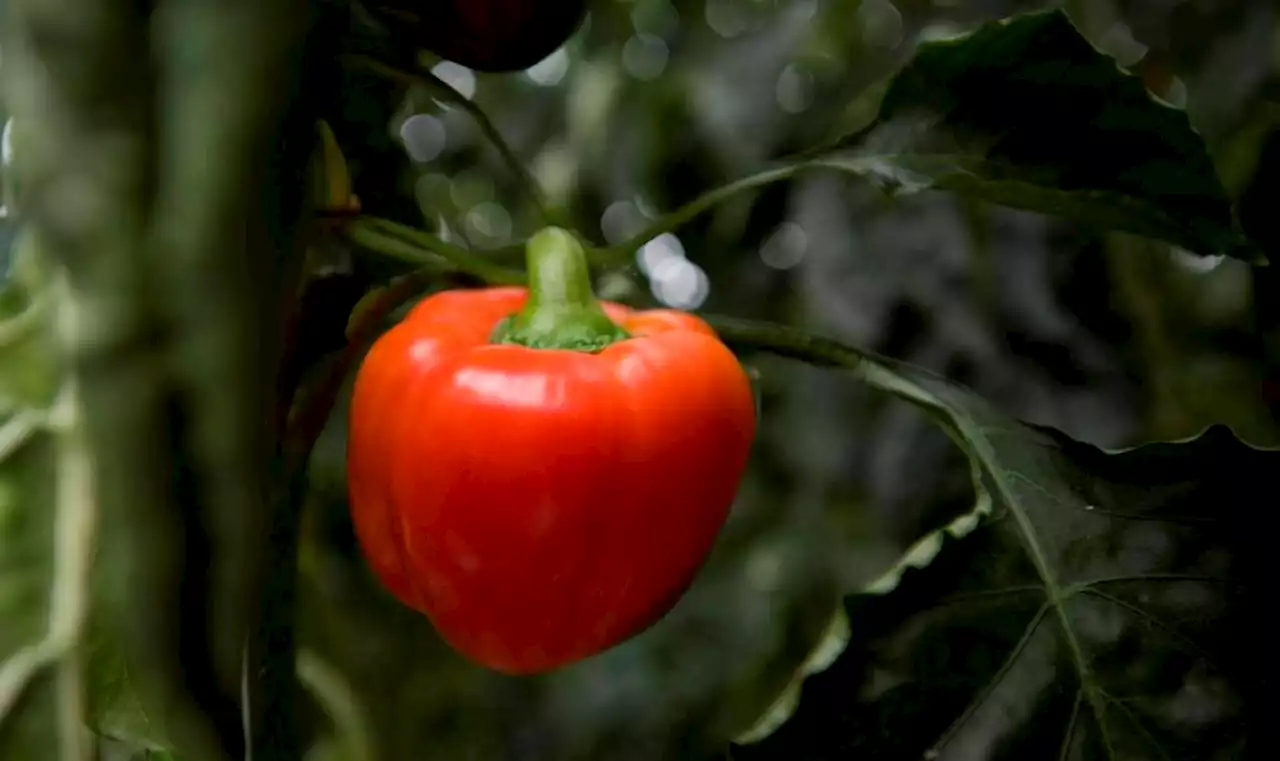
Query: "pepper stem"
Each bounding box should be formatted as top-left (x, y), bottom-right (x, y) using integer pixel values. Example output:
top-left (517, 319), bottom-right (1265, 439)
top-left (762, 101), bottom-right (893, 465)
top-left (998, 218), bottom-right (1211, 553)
top-left (490, 227), bottom-right (631, 352)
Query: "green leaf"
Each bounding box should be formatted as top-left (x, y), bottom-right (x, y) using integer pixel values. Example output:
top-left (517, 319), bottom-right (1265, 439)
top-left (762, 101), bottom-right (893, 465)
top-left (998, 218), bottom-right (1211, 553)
top-left (85, 625), bottom-right (174, 756)
top-left (0, 421), bottom-right (56, 758)
top-left (730, 361), bottom-right (1267, 760)
top-left (611, 10), bottom-right (1263, 265)
top-left (98, 735), bottom-right (183, 761)
top-left (0, 230), bottom-right (60, 416)
top-left (1235, 121), bottom-right (1280, 258)
top-left (309, 120), bottom-right (357, 214)
top-left (821, 9), bottom-right (1259, 262)
top-left (0, 228), bottom-right (61, 759)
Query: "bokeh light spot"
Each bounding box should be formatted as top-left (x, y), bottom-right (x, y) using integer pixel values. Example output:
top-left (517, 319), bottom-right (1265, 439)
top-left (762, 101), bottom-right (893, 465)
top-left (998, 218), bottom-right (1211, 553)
top-left (622, 34), bottom-right (669, 81)
top-left (776, 64), bottom-right (814, 114)
top-left (601, 201), bottom-right (647, 245)
top-left (526, 48), bottom-right (571, 87)
top-left (465, 201), bottom-right (512, 243)
top-left (432, 61), bottom-right (476, 100)
top-left (760, 223), bottom-right (808, 270)
top-left (650, 256), bottom-right (709, 310)
top-left (399, 114), bottom-right (446, 163)
top-left (705, 0), bottom-right (748, 38)
top-left (638, 233), bottom-right (685, 276)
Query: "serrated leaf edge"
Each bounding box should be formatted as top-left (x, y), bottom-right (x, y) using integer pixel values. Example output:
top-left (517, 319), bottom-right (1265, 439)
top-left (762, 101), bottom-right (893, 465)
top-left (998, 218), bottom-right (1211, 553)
top-left (732, 458), bottom-right (995, 745)
top-left (731, 419), bottom-right (1275, 747)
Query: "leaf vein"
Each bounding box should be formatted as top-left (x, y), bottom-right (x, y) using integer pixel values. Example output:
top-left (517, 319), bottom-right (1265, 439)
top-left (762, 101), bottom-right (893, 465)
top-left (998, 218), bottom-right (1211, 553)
top-left (1079, 589), bottom-right (1224, 675)
top-left (1057, 688), bottom-right (1084, 761)
top-left (928, 602), bottom-right (1051, 756)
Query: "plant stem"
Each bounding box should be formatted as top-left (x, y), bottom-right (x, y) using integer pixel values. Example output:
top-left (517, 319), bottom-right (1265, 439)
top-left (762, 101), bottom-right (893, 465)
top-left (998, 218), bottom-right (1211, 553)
top-left (347, 217), bottom-right (526, 284)
top-left (340, 224), bottom-right (910, 396)
top-left (0, 642), bottom-right (60, 728)
top-left (334, 222), bottom-right (956, 436)
top-left (48, 374), bottom-right (95, 761)
top-left (340, 223), bottom-right (949, 409)
top-left (150, 3), bottom-right (319, 759)
top-left (703, 315), bottom-right (856, 369)
top-left (0, 408), bottom-right (44, 463)
top-left (604, 164), bottom-right (808, 263)
top-left (700, 314), bottom-right (960, 415)
top-left (343, 55), bottom-right (559, 227)
top-left (490, 228), bottom-right (629, 351)
top-left (296, 650), bottom-right (376, 761)
top-left (7, 1), bottom-right (320, 759)
top-left (4, 1), bottom-right (238, 759)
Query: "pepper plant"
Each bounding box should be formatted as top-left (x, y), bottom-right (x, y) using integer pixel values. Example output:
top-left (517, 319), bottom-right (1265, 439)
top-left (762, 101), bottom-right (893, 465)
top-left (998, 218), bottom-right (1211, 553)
top-left (0, 2), bottom-right (1274, 761)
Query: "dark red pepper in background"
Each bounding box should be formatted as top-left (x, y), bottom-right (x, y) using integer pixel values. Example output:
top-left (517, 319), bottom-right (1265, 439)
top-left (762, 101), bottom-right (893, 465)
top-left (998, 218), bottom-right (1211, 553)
top-left (365, 0), bottom-right (590, 72)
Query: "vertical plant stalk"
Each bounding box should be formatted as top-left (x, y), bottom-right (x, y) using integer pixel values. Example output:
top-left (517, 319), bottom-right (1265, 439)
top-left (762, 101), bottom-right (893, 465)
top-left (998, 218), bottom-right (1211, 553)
top-left (1, 2), bottom-right (235, 759)
top-left (148, 1), bottom-right (319, 759)
top-left (48, 285), bottom-right (97, 761)
top-left (4, 1), bottom-right (318, 760)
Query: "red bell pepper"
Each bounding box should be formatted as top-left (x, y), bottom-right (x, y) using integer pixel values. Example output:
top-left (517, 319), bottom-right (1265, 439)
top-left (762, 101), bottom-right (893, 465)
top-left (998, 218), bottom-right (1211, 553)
top-left (347, 228), bottom-right (756, 674)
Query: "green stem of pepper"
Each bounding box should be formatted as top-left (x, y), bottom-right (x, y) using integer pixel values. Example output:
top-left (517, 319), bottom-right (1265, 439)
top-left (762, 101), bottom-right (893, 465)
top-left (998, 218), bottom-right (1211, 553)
top-left (489, 227), bottom-right (630, 352)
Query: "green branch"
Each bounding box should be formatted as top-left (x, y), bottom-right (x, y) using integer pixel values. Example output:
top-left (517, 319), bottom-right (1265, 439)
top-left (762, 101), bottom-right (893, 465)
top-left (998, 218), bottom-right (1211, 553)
top-left (702, 314), bottom-right (956, 414)
top-left (336, 222), bottom-right (951, 423)
top-left (345, 216), bottom-right (525, 284)
top-left (0, 408), bottom-right (44, 464)
top-left (336, 224), bottom-right (913, 405)
top-left (296, 650), bottom-right (375, 761)
top-left (603, 164), bottom-right (809, 263)
top-left (47, 374), bottom-right (96, 761)
top-left (329, 217), bottom-right (949, 416)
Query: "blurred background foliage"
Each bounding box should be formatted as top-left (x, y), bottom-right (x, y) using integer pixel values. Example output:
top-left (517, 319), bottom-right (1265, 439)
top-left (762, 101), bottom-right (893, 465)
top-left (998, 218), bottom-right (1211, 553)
top-left (3, 0), bottom-right (1278, 760)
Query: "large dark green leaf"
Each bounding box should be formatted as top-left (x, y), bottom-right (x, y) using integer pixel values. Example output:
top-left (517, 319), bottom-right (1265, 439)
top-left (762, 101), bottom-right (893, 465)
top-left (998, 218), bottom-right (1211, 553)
top-left (85, 626), bottom-right (176, 757)
top-left (727, 353), bottom-right (1267, 760)
top-left (1236, 122), bottom-right (1280, 259)
top-left (822, 9), bottom-right (1259, 262)
top-left (613, 9), bottom-right (1262, 267)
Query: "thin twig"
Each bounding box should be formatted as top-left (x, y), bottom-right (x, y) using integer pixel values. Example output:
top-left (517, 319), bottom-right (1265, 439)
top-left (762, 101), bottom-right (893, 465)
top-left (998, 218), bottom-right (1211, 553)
top-left (606, 164), bottom-right (808, 264)
top-left (0, 641), bottom-right (61, 725)
top-left (296, 650), bottom-right (376, 761)
top-left (0, 408), bottom-right (45, 462)
top-left (343, 55), bottom-right (557, 226)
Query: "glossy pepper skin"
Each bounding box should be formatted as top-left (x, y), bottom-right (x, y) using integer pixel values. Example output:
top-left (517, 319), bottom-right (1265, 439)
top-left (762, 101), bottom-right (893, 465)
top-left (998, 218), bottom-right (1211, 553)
top-left (347, 229), bottom-right (756, 674)
top-left (366, 0), bottom-right (589, 73)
